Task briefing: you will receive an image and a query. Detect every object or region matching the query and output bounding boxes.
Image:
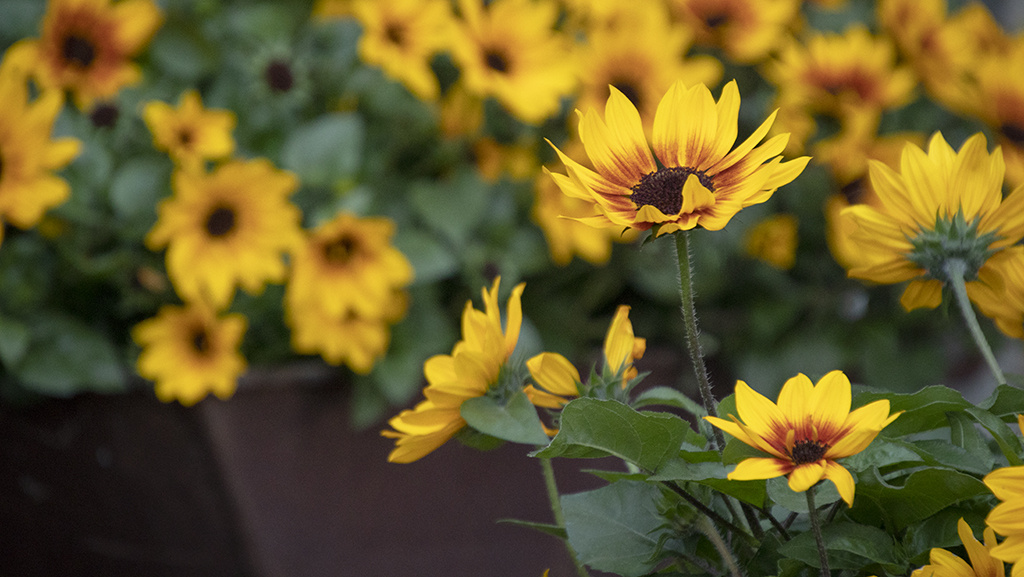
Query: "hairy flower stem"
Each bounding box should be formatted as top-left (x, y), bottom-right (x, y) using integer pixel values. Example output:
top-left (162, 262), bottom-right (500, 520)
top-left (698, 516), bottom-right (744, 577)
top-left (674, 231), bottom-right (725, 450)
top-left (944, 258), bottom-right (1007, 385)
top-left (541, 457), bottom-right (590, 577)
top-left (806, 487), bottom-right (830, 577)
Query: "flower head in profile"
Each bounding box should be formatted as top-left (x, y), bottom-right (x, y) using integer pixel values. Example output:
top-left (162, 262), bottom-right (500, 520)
top-left (547, 80), bottom-right (809, 238)
top-left (146, 159), bottom-right (303, 309)
top-left (0, 46), bottom-right (81, 237)
top-left (840, 132), bottom-right (1024, 311)
top-left (705, 370), bottom-right (900, 507)
top-left (984, 461), bottom-right (1024, 576)
top-left (132, 300), bottom-right (247, 406)
top-left (143, 90), bottom-right (236, 172)
top-left (382, 278), bottom-right (525, 463)
top-left (912, 518), bottom-right (1004, 577)
top-left (12, 0), bottom-right (162, 109)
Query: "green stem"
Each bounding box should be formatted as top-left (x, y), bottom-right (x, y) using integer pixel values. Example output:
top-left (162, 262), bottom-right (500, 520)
top-left (697, 516), bottom-right (744, 577)
top-left (540, 457), bottom-right (589, 577)
top-left (944, 259), bottom-right (1007, 385)
top-left (806, 487), bottom-right (830, 577)
top-left (674, 231), bottom-right (724, 450)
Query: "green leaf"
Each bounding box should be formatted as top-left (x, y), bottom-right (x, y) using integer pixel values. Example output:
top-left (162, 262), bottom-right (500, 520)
top-left (778, 522), bottom-right (899, 569)
top-left (408, 170), bottom-right (490, 246)
top-left (108, 156), bottom-right (169, 221)
top-left (280, 113), bottom-right (364, 187)
top-left (531, 398), bottom-right (688, 472)
top-left (460, 390), bottom-right (549, 445)
top-left (980, 385), bottom-right (1024, 417)
top-left (947, 411), bottom-right (996, 471)
top-left (849, 467), bottom-right (990, 532)
top-left (13, 313), bottom-right (126, 396)
top-left (965, 406), bottom-right (1024, 466)
top-left (912, 438), bottom-right (993, 475)
top-left (766, 476), bottom-right (841, 513)
top-left (561, 480), bottom-right (670, 577)
top-left (632, 386), bottom-right (707, 417)
top-left (0, 315), bottom-right (30, 367)
top-left (392, 228), bottom-right (458, 285)
top-left (854, 385), bottom-right (971, 438)
top-left (841, 437), bottom-right (923, 472)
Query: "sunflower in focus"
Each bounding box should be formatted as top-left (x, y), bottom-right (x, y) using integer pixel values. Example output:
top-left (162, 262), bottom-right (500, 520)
top-left (666, 0), bottom-right (800, 64)
top-left (912, 518), bottom-right (1004, 577)
top-left (985, 463), bottom-right (1024, 576)
top-left (840, 132), bottom-right (1024, 311)
top-left (448, 0), bottom-right (577, 124)
top-left (0, 46), bottom-right (81, 237)
top-left (705, 370), bottom-right (900, 507)
top-left (142, 90), bottom-right (236, 172)
top-left (132, 300), bottom-right (247, 406)
top-left (547, 80), bottom-right (809, 238)
top-left (382, 278), bottom-right (525, 463)
top-left (146, 159), bottom-right (303, 310)
top-left (12, 0), bottom-right (162, 110)
top-left (351, 0), bottom-right (453, 101)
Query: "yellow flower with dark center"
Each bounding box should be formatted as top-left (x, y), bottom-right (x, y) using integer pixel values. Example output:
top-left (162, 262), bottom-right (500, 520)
top-left (132, 301), bottom-right (247, 406)
top-left (351, 0), bottom-right (453, 101)
top-left (448, 0), bottom-right (576, 124)
top-left (12, 0), bottom-right (162, 110)
top-left (547, 80), bottom-right (809, 237)
top-left (142, 90), bottom-right (236, 172)
top-left (985, 463), bottom-right (1024, 576)
top-left (912, 518), bottom-right (1004, 577)
top-left (667, 0), bottom-right (800, 64)
top-left (0, 46), bottom-right (81, 236)
top-left (382, 278), bottom-right (525, 463)
top-left (744, 213), bottom-right (798, 270)
top-left (840, 132), bottom-right (1024, 311)
top-left (287, 297), bottom-right (402, 375)
top-left (705, 370), bottom-right (900, 507)
top-left (146, 159), bottom-right (303, 310)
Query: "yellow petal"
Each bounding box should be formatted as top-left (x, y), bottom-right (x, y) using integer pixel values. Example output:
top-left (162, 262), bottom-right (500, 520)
top-left (527, 352), bottom-right (580, 397)
top-left (822, 460), bottom-right (856, 507)
top-left (734, 380), bottom-right (788, 441)
top-left (787, 461), bottom-right (826, 492)
top-left (901, 279), bottom-right (944, 311)
top-left (727, 457), bottom-right (792, 481)
top-left (808, 370), bottom-right (852, 436)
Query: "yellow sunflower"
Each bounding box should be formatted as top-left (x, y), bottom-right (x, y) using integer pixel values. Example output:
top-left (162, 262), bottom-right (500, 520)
top-left (985, 463), bottom-right (1024, 577)
top-left (142, 90), bottom-right (236, 172)
top-left (448, 0), bottom-right (577, 124)
top-left (146, 159), bottom-right (303, 310)
top-left (546, 79), bottom-right (809, 238)
top-left (381, 278), bottom-right (525, 463)
top-left (12, 0), bottom-right (162, 110)
top-left (132, 300), bottom-right (247, 406)
top-left (666, 0), bottom-right (800, 64)
top-left (705, 370), bottom-right (900, 507)
top-left (913, 518), bottom-right (1004, 577)
top-left (972, 43), bottom-right (1024, 189)
top-left (744, 213), bottom-right (798, 270)
top-left (287, 296), bottom-right (402, 375)
top-left (0, 46), bottom-right (81, 235)
top-left (351, 0), bottom-right (453, 101)
top-left (839, 132), bottom-right (1024, 311)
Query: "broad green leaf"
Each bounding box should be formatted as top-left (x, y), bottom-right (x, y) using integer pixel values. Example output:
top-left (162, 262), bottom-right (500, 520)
top-left (0, 315), bottom-right (30, 367)
top-left (965, 406), bottom-right (1023, 465)
top-left (460, 390), bottom-right (549, 446)
top-left (13, 313), bottom-right (125, 396)
top-left (841, 437), bottom-right (923, 472)
top-left (854, 386), bottom-right (971, 438)
top-left (408, 171), bottom-right (490, 246)
top-left (280, 113), bottom-right (364, 187)
top-left (849, 467), bottom-right (990, 532)
top-left (903, 507), bottom-right (989, 563)
top-left (947, 411), bottom-right (995, 470)
top-left (561, 480), bottom-right (669, 577)
top-left (979, 384), bottom-right (1024, 418)
top-left (633, 386), bottom-right (707, 417)
top-left (108, 157), bottom-right (169, 222)
top-left (912, 439), bottom-right (993, 475)
top-left (531, 398), bottom-right (687, 472)
top-left (778, 522), bottom-right (898, 569)
top-left (766, 476), bottom-right (840, 513)
top-left (392, 228), bottom-right (459, 285)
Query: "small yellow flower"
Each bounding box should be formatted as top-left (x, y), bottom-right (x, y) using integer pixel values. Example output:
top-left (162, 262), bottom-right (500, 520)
top-left (132, 300), bottom-right (247, 406)
top-left (142, 90), bottom-right (236, 172)
top-left (667, 0), bottom-right (800, 64)
top-left (547, 80), bottom-right (809, 237)
top-left (913, 518), bottom-right (1004, 577)
top-left (744, 213), bottom-right (798, 270)
top-left (382, 278), bottom-right (525, 463)
top-left (705, 370), bottom-right (900, 507)
top-left (288, 297), bottom-right (400, 375)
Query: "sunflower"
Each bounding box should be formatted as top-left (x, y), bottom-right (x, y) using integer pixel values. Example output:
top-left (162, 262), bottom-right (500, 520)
top-left (913, 518), bottom-right (1004, 577)
top-left (0, 46), bottom-right (81, 235)
top-left (132, 300), bottom-right (247, 406)
top-left (142, 90), bottom-right (235, 172)
top-left (448, 0), bottom-right (577, 125)
top-left (351, 0), bottom-right (453, 101)
top-left (381, 278), bottom-right (525, 463)
top-left (666, 0), bottom-right (800, 64)
top-left (985, 463), bottom-right (1024, 577)
top-left (744, 213), bottom-right (798, 270)
top-left (971, 43), bottom-right (1024, 189)
top-left (546, 79), bottom-right (809, 238)
top-left (146, 159), bottom-right (303, 310)
top-left (12, 0), bottom-right (162, 110)
top-left (839, 132), bottom-right (1024, 311)
top-left (705, 370), bottom-right (900, 507)
top-left (287, 296), bottom-right (401, 375)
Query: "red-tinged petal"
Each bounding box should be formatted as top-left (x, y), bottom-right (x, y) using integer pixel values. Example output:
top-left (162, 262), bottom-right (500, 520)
top-left (807, 370), bottom-right (852, 435)
top-left (734, 380), bottom-right (788, 441)
top-left (776, 373), bottom-right (813, 427)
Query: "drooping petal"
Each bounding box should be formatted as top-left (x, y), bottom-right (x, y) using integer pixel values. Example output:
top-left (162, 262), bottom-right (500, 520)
top-left (728, 457), bottom-right (792, 481)
top-left (822, 460), bottom-right (857, 507)
top-left (787, 461), bottom-right (826, 492)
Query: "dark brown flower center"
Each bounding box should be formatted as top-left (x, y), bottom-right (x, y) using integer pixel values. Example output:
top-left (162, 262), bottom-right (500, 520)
top-left (610, 79), bottom-right (642, 110)
top-left (265, 60), bottom-right (294, 93)
top-left (323, 235), bottom-right (359, 265)
top-left (62, 34), bottom-right (96, 68)
top-left (484, 49), bottom-right (510, 73)
top-left (191, 327), bottom-right (211, 355)
top-left (205, 206), bottom-right (237, 238)
top-left (630, 167), bottom-right (714, 216)
top-left (384, 22), bottom-right (406, 46)
top-left (1000, 123), bottom-right (1024, 147)
top-left (89, 103), bottom-right (119, 128)
top-left (791, 439), bottom-right (830, 465)
top-left (705, 13), bottom-right (728, 29)
top-left (178, 128), bottom-right (194, 147)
